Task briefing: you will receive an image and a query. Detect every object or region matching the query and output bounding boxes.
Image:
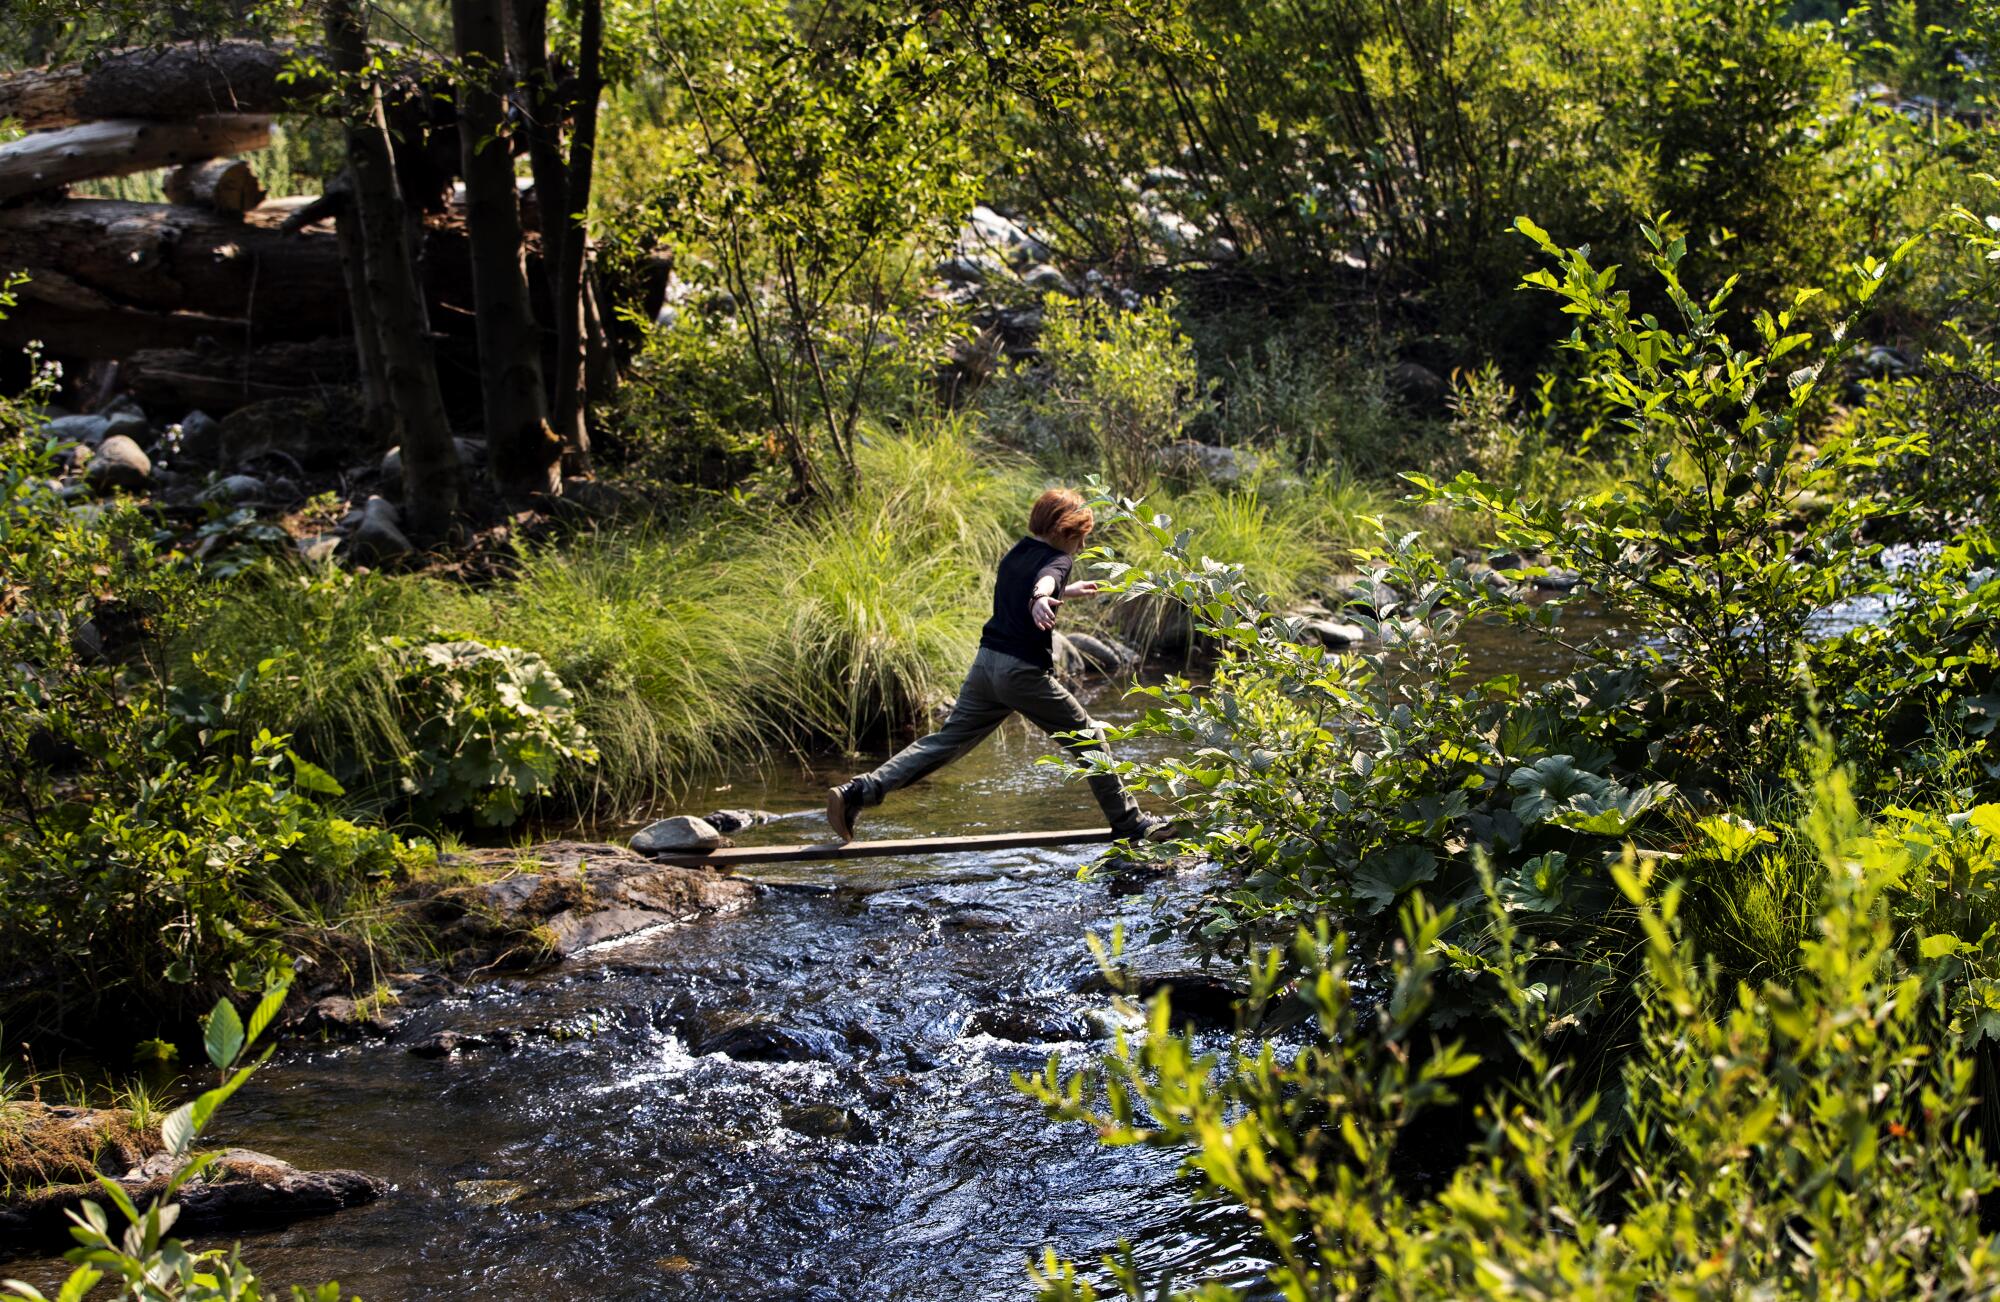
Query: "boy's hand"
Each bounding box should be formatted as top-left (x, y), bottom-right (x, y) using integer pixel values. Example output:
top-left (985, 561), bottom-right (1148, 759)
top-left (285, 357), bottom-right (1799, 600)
top-left (1063, 580), bottom-right (1105, 597)
top-left (1031, 594), bottom-right (1061, 629)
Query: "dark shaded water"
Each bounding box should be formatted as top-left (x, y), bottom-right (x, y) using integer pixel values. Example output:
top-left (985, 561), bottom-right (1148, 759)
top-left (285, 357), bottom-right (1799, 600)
top-left (6, 602), bottom-right (1628, 1300)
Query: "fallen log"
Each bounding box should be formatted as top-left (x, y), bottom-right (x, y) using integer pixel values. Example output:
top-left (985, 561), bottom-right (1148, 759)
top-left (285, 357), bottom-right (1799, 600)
top-left (0, 41), bottom-right (321, 131)
top-left (0, 116), bottom-right (270, 204)
top-left (0, 197), bottom-right (345, 331)
top-left (163, 156), bottom-right (266, 213)
top-left (0, 268), bottom-right (251, 356)
top-left (123, 337), bottom-right (357, 412)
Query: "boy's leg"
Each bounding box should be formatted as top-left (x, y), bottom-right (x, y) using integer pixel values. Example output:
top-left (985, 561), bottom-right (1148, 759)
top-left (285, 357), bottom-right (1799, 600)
top-left (849, 651), bottom-right (1012, 806)
top-left (991, 656), bottom-right (1142, 828)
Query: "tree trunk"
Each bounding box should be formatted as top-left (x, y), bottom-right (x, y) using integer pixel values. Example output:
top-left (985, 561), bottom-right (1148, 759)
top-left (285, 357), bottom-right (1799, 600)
top-left (507, 0), bottom-right (568, 311)
top-left (326, 0), bottom-right (461, 530)
top-left (328, 176), bottom-right (392, 442)
top-left (0, 41), bottom-right (320, 130)
top-left (0, 115), bottom-right (270, 203)
top-left (0, 198), bottom-right (344, 326)
top-left (163, 156), bottom-right (266, 213)
top-left (452, 0), bottom-right (560, 499)
top-left (551, 0), bottom-right (602, 473)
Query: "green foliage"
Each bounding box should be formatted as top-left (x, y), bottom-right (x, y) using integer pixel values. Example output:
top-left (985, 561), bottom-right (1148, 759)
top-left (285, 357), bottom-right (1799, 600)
top-left (612, 306), bottom-right (776, 490)
top-left (1083, 497), bottom-right (1668, 992)
top-left (1845, 329), bottom-right (2000, 535)
top-left (1026, 770), bottom-right (2000, 1299)
top-left (0, 401), bottom-right (424, 1034)
top-left (1206, 332), bottom-right (1407, 474)
top-left (381, 639), bottom-right (598, 828)
top-left (3, 975), bottom-right (354, 1302)
top-left (1412, 219), bottom-right (1926, 787)
top-left (997, 293), bottom-right (1206, 493)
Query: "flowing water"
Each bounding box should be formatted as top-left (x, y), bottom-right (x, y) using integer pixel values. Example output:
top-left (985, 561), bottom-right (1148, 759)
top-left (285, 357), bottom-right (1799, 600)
top-left (5, 606), bottom-right (1626, 1301)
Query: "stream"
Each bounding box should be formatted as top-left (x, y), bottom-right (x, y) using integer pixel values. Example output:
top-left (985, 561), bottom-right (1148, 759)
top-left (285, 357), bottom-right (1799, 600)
top-left (5, 609), bottom-right (1622, 1300)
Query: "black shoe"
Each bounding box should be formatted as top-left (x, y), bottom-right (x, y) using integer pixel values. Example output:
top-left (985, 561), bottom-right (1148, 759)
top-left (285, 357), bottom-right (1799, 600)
top-left (1112, 812), bottom-right (1175, 843)
top-left (827, 780), bottom-right (865, 843)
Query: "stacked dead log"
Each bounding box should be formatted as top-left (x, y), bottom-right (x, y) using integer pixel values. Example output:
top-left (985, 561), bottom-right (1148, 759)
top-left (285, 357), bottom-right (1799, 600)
top-left (0, 41), bottom-right (489, 416)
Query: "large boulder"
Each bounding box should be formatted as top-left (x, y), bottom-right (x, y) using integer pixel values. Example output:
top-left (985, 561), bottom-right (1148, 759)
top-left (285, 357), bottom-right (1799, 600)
top-left (84, 434), bottom-right (151, 492)
top-left (428, 840), bottom-right (756, 964)
top-left (101, 408), bottom-right (150, 445)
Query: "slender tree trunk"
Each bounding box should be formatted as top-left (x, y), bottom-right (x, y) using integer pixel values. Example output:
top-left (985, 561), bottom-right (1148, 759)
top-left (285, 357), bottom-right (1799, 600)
top-left (507, 0), bottom-right (568, 277)
top-left (330, 174), bottom-right (391, 442)
top-left (326, 0), bottom-right (461, 530)
top-left (452, 0), bottom-right (561, 498)
top-left (551, 0), bottom-right (603, 473)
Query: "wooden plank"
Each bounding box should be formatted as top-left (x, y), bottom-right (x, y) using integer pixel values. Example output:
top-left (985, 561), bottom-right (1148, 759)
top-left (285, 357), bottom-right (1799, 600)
top-left (650, 827), bottom-right (1118, 867)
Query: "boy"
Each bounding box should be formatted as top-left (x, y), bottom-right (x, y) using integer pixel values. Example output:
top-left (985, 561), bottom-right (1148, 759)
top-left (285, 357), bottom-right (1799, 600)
top-left (826, 487), bottom-right (1169, 843)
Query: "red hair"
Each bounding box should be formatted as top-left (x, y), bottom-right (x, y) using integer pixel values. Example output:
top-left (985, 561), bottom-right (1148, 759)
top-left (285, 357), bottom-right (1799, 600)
top-left (1029, 488), bottom-right (1094, 548)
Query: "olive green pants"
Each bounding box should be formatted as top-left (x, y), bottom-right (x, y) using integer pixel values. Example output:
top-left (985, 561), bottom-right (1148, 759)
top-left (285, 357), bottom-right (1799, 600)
top-left (855, 646), bottom-right (1140, 826)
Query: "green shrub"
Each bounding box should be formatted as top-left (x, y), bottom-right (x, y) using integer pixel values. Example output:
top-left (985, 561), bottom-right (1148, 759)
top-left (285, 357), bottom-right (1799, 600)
top-left (995, 293), bottom-right (1206, 493)
top-left (381, 639), bottom-right (598, 827)
top-left (1207, 334), bottom-right (1406, 473)
top-left (611, 307), bottom-right (777, 491)
top-left (0, 420), bottom-right (425, 1033)
top-left (1412, 219), bottom-right (1925, 789)
top-left (1027, 769), bottom-right (2000, 1299)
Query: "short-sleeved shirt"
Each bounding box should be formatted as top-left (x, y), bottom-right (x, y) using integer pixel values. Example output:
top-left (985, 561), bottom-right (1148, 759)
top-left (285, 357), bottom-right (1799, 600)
top-left (979, 536), bottom-right (1073, 669)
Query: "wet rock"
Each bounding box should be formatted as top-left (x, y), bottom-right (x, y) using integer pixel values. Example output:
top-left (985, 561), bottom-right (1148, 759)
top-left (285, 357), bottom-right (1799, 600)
top-left (1531, 568), bottom-right (1581, 592)
top-left (966, 1000), bottom-right (1089, 1044)
top-left (342, 495), bottom-right (411, 564)
top-left (1300, 618), bottom-right (1367, 648)
top-left (43, 413), bottom-right (109, 447)
top-left (940, 903), bottom-right (1014, 933)
top-left (433, 841), bottom-right (755, 964)
top-left (631, 815), bottom-right (724, 855)
top-left (408, 1029), bottom-right (516, 1058)
top-left (702, 808), bottom-right (772, 835)
top-left (295, 994), bottom-right (397, 1040)
top-left (780, 1103), bottom-right (864, 1141)
top-left (85, 434), bottom-right (152, 492)
top-left (2, 1134), bottom-right (385, 1248)
top-left (453, 1178), bottom-right (528, 1207)
top-left (1063, 631), bottom-right (1138, 674)
top-left (1074, 963), bottom-right (1248, 1029)
top-left (691, 1015), bottom-right (846, 1063)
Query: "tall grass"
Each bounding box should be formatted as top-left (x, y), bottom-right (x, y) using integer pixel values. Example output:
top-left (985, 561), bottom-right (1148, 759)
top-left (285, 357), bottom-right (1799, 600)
top-left (1092, 467), bottom-right (1396, 652)
top-left (180, 420), bottom-right (1397, 809)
